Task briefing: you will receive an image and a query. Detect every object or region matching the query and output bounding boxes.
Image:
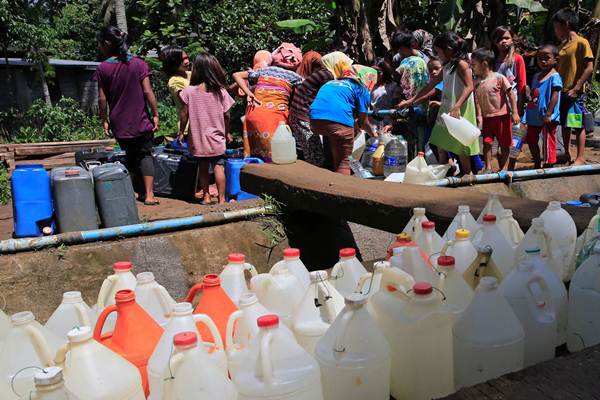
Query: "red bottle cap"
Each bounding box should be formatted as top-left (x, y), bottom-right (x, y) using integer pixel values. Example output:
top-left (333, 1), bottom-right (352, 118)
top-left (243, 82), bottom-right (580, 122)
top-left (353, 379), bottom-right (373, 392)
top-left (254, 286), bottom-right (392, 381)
top-left (284, 248), bottom-right (300, 257)
top-left (113, 261), bottom-right (132, 271)
top-left (228, 253), bottom-right (245, 263)
top-left (437, 256), bottom-right (455, 267)
top-left (483, 214), bottom-right (497, 222)
top-left (418, 151), bottom-right (425, 157)
top-left (173, 331), bottom-right (198, 347)
top-left (413, 282), bottom-right (433, 295)
top-left (257, 314), bottom-right (279, 328)
top-left (202, 274), bottom-right (221, 287)
top-left (421, 221), bottom-right (435, 229)
top-left (339, 248), bottom-right (356, 258)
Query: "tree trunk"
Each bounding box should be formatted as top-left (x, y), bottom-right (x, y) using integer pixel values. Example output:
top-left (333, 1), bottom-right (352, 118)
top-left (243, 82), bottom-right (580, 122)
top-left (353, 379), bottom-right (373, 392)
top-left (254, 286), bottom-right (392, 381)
top-left (38, 64), bottom-right (52, 106)
top-left (114, 0), bottom-right (128, 33)
top-left (359, 1), bottom-right (375, 64)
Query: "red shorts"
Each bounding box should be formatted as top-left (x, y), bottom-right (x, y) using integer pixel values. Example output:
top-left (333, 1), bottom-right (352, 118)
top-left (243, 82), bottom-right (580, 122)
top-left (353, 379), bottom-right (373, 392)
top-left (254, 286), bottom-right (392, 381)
top-left (482, 114), bottom-right (512, 148)
top-left (526, 123), bottom-right (558, 164)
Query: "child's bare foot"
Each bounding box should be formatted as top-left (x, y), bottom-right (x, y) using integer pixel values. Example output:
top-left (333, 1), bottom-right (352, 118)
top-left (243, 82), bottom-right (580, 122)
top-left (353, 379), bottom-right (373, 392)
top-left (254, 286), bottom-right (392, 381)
top-left (572, 158), bottom-right (586, 166)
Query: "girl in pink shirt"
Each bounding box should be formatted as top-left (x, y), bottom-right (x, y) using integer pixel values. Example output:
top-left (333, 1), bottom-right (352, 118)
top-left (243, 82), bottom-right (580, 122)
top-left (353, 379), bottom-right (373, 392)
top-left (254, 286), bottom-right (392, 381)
top-left (179, 53), bottom-right (235, 204)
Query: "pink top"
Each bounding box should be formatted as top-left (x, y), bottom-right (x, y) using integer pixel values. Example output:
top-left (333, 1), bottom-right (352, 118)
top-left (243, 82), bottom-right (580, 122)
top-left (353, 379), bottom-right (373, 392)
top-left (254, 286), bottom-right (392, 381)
top-left (474, 72), bottom-right (512, 118)
top-left (179, 86), bottom-right (235, 157)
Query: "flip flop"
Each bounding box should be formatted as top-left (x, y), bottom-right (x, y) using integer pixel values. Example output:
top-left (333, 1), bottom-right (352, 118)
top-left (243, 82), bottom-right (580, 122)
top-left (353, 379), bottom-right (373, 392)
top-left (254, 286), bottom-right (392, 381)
top-left (144, 199), bottom-right (160, 206)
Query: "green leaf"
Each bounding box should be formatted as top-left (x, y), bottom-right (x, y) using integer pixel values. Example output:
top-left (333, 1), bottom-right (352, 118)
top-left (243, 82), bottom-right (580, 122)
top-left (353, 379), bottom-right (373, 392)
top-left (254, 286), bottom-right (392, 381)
top-left (506, 0), bottom-right (546, 12)
top-left (275, 19), bottom-right (319, 34)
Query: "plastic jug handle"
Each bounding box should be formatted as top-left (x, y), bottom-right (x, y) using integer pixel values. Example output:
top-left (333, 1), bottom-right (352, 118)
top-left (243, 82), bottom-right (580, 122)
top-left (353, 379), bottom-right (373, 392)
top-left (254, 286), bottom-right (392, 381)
top-left (250, 274), bottom-right (271, 295)
top-left (509, 220), bottom-right (523, 245)
top-left (269, 260), bottom-right (285, 274)
top-left (93, 304), bottom-right (117, 341)
top-left (184, 283), bottom-right (203, 304)
top-left (167, 352), bottom-right (184, 391)
top-left (356, 272), bottom-right (373, 294)
top-left (330, 262), bottom-right (343, 286)
top-left (259, 330), bottom-right (274, 385)
top-left (96, 274), bottom-right (118, 309)
top-left (244, 263), bottom-right (258, 278)
top-left (527, 277), bottom-right (548, 309)
top-left (225, 310), bottom-right (244, 353)
top-left (74, 302), bottom-right (91, 327)
top-left (318, 283), bottom-right (337, 323)
top-left (154, 286), bottom-right (175, 319)
top-left (54, 343), bottom-right (69, 366)
top-left (334, 309), bottom-right (355, 352)
top-left (440, 241), bottom-right (452, 256)
top-left (192, 313), bottom-right (225, 351)
top-left (24, 323), bottom-right (54, 367)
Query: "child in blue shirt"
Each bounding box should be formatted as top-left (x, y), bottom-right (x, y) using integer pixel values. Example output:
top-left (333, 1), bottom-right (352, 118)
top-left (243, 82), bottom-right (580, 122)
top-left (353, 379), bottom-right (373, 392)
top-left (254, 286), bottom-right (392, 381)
top-left (525, 44), bottom-right (562, 168)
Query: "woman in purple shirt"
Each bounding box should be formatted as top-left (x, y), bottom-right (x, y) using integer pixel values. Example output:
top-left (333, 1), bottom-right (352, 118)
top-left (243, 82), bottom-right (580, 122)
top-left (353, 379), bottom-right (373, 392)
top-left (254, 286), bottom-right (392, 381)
top-left (95, 26), bottom-right (160, 205)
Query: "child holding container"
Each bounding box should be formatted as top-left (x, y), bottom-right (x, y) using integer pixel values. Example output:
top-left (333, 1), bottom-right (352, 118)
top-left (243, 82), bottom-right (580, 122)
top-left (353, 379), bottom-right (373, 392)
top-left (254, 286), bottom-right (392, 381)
top-left (178, 53), bottom-right (234, 204)
top-left (399, 32), bottom-right (479, 175)
top-left (471, 48), bottom-right (520, 172)
top-left (524, 45), bottom-right (562, 168)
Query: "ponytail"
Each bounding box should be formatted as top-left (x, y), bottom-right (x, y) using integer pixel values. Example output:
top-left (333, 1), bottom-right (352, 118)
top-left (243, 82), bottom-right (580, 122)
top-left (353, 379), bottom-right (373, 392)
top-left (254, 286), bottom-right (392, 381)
top-left (96, 26), bottom-right (130, 64)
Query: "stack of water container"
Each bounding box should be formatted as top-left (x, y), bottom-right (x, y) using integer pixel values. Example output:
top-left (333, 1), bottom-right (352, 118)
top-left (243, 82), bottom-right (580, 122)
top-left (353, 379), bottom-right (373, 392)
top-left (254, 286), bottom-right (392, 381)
top-left (2, 194), bottom-right (600, 399)
top-left (11, 163), bottom-right (139, 238)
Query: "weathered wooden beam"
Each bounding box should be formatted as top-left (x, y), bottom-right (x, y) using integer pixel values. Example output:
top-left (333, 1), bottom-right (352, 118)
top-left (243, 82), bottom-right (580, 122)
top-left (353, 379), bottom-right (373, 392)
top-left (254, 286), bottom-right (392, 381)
top-left (241, 161), bottom-right (596, 234)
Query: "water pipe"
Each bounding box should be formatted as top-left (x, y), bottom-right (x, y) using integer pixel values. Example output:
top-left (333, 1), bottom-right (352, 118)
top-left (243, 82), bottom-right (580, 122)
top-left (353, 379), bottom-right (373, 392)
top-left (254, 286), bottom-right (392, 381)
top-left (424, 164), bottom-right (600, 187)
top-left (0, 206), bottom-right (270, 254)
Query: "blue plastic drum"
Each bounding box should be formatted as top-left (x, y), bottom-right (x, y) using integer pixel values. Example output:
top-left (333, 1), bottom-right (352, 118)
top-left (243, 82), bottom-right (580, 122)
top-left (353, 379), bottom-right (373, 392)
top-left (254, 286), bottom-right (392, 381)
top-left (11, 164), bottom-right (54, 237)
top-left (225, 157), bottom-right (263, 201)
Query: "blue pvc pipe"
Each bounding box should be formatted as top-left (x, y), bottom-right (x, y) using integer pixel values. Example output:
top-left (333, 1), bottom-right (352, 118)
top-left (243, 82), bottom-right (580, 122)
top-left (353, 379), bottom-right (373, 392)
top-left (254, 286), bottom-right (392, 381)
top-left (425, 164), bottom-right (600, 187)
top-left (0, 206), bottom-right (268, 254)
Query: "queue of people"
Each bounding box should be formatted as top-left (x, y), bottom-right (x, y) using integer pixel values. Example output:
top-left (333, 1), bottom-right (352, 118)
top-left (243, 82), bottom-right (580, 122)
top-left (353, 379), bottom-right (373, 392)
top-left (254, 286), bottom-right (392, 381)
top-left (95, 7), bottom-right (595, 200)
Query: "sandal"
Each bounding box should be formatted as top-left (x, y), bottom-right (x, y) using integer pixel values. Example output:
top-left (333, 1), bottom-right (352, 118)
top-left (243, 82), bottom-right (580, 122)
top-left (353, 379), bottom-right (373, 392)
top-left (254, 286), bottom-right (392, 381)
top-left (144, 199), bottom-right (160, 206)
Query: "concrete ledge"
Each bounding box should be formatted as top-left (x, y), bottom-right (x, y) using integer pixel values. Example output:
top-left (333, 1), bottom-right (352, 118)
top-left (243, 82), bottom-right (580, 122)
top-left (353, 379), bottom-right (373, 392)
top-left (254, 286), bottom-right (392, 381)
top-left (241, 161), bottom-right (596, 234)
top-left (0, 220), bottom-right (286, 321)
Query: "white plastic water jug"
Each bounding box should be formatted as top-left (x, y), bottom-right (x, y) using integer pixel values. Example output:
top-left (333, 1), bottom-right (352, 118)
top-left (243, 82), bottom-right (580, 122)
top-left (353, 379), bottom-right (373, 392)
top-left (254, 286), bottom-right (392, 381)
top-left (444, 205), bottom-right (480, 241)
top-left (540, 201), bottom-right (577, 281)
top-left (0, 309), bottom-right (10, 340)
top-left (161, 332), bottom-right (237, 400)
top-left (472, 214), bottom-right (516, 277)
top-left (453, 277), bottom-right (525, 389)
top-left (234, 314), bottom-right (323, 400)
top-left (315, 294), bottom-right (391, 400)
top-left (497, 209), bottom-right (524, 246)
top-left (250, 267), bottom-right (304, 327)
top-left (45, 291), bottom-right (96, 338)
top-left (96, 261), bottom-right (137, 331)
top-left (443, 229), bottom-right (478, 275)
top-left (391, 246), bottom-right (438, 283)
top-left (402, 207), bottom-right (429, 238)
top-left (135, 272), bottom-right (176, 328)
top-left (148, 302), bottom-right (226, 400)
top-left (330, 248), bottom-right (368, 297)
top-left (500, 259), bottom-right (557, 367)
top-left (477, 193), bottom-right (505, 224)
top-left (371, 282), bottom-right (454, 400)
top-left (270, 248), bottom-right (310, 289)
top-left (515, 218), bottom-right (553, 266)
top-left (220, 253), bottom-right (258, 306)
top-left (55, 326), bottom-right (145, 400)
top-left (572, 208), bottom-right (600, 274)
top-left (436, 256), bottom-right (473, 317)
top-left (271, 122), bottom-right (297, 164)
top-left (403, 152), bottom-right (450, 184)
top-left (226, 293), bottom-right (295, 378)
top-left (356, 261), bottom-right (390, 298)
top-left (567, 242), bottom-right (600, 352)
top-left (30, 367), bottom-right (72, 400)
top-left (441, 113), bottom-right (481, 146)
top-left (0, 311), bottom-right (62, 399)
top-left (415, 221), bottom-right (444, 258)
top-left (524, 248), bottom-right (568, 346)
top-left (292, 271), bottom-right (344, 355)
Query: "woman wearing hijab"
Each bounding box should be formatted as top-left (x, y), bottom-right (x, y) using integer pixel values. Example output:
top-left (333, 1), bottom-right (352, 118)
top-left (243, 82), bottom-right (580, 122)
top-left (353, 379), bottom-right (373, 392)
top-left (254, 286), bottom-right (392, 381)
top-left (296, 50), bottom-right (322, 78)
top-left (233, 44), bottom-right (304, 161)
top-left (309, 64), bottom-right (378, 174)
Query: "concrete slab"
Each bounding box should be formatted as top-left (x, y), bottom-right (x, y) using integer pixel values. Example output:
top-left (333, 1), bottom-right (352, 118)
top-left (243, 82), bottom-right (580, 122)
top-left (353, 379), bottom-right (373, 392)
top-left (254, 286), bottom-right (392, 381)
top-left (0, 219), bottom-right (287, 321)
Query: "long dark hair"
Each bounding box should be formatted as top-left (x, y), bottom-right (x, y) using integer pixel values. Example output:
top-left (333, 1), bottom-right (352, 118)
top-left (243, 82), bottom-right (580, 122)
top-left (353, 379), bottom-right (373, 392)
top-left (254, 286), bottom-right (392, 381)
top-left (96, 26), bottom-right (129, 64)
top-left (373, 57), bottom-right (394, 85)
top-left (190, 52), bottom-right (227, 93)
top-left (433, 31), bottom-right (469, 73)
top-left (490, 26), bottom-right (516, 67)
top-left (160, 46), bottom-right (185, 77)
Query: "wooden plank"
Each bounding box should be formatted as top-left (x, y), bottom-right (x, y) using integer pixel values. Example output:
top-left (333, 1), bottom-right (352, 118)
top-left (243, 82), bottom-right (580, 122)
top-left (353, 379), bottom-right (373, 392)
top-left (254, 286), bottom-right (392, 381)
top-left (14, 143), bottom-right (112, 157)
top-left (10, 139), bottom-right (114, 148)
top-left (240, 161), bottom-right (597, 234)
top-left (14, 156), bottom-right (75, 170)
top-left (443, 345), bottom-right (600, 399)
